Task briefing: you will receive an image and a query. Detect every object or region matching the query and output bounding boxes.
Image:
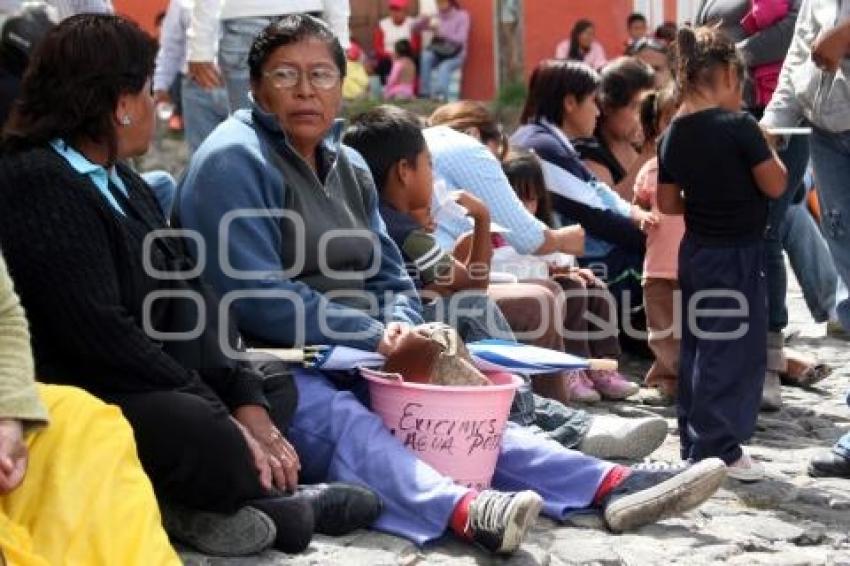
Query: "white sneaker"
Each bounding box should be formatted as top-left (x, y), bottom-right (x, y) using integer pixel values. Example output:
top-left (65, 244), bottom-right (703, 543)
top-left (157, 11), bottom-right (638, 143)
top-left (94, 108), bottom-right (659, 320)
top-left (726, 452), bottom-right (765, 482)
top-left (578, 415), bottom-right (668, 460)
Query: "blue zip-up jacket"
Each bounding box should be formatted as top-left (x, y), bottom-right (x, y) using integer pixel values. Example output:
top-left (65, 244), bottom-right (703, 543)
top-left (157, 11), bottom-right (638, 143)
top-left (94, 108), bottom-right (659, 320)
top-left (177, 103), bottom-right (422, 351)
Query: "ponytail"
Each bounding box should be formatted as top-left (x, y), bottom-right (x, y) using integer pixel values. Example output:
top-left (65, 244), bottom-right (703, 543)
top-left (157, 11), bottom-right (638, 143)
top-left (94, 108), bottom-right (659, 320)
top-left (673, 25), bottom-right (741, 94)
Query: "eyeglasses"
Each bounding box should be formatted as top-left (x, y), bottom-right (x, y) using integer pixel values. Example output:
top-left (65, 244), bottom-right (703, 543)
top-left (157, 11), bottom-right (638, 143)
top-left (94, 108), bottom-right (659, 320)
top-left (263, 64), bottom-right (341, 90)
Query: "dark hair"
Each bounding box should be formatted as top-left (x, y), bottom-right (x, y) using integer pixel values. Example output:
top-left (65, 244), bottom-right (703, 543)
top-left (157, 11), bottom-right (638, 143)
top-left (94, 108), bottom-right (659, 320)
top-left (627, 13), bottom-right (647, 27)
top-left (248, 13), bottom-right (346, 82)
top-left (654, 21), bottom-right (678, 44)
top-left (343, 104), bottom-right (426, 193)
top-left (640, 83), bottom-right (679, 143)
top-left (502, 148), bottom-right (554, 226)
top-left (429, 100), bottom-right (507, 159)
top-left (567, 19), bottom-right (594, 61)
top-left (394, 38), bottom-right (413, 59)
top-left (597, 56), bottom-right (655, 110)
top-left (674, 26), bottom-right (743, 95)
top-left (520, 59), bottom-right (600, 125)
top-left (3, 14), bottom-right (156, 162)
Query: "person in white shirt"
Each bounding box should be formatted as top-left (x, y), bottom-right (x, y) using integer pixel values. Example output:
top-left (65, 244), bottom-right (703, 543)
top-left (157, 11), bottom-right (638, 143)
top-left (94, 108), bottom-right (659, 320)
top-left (187, 0), bottom-right (350, 112)
top-left (154, 0), bottom-right (228, 153)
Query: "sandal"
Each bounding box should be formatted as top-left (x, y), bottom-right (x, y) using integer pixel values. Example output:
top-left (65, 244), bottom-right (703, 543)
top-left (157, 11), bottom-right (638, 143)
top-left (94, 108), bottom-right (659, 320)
top-left (780, 347), bottom-right (832, 388)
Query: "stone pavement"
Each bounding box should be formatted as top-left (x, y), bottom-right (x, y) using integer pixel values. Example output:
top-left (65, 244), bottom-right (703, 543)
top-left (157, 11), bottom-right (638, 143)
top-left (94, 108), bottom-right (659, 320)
top-left (176, 270), bottom-right (850, 565)
top-left (149, 134), bottom-right (850, 565)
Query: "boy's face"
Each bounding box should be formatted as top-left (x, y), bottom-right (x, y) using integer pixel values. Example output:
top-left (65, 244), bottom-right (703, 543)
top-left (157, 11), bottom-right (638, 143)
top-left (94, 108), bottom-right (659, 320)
top-left (628, 20), bottom-right (648, 41)
top-left (406, 149), bottom-right (434, 211)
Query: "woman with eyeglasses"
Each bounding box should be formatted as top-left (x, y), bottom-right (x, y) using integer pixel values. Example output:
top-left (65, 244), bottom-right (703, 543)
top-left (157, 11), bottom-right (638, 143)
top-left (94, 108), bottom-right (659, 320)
top-left (178, 14), bottom-right (730, 556)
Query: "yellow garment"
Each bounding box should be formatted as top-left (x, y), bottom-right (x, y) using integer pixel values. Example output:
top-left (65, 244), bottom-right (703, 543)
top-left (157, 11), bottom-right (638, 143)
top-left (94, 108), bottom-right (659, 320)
top-left (343, 61), bottom-right (370, 100)
top-left (0, 384), bottom-right (180, 566)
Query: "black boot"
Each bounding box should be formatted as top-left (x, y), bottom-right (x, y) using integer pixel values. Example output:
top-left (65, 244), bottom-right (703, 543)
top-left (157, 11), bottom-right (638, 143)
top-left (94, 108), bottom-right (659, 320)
top-left (248, 495), bottom-right (314, 553)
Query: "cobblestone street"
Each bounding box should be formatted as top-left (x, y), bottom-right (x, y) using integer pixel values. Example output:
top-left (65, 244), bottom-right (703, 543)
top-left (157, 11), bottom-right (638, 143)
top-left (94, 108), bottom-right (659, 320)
top-left (175, 256), bottom-right (850, 565)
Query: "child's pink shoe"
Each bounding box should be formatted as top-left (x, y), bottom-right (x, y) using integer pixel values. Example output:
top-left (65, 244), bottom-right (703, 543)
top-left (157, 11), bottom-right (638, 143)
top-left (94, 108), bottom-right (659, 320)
top-left (587, 370), bottom-right (640, 400)
top-left (566, 370), bottom-right (601, 403)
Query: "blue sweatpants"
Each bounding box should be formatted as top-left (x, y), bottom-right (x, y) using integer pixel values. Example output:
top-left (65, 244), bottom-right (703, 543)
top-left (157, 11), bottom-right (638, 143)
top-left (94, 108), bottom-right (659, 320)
top-left (677, 236), bottom-right (767, 464)
top-left (288, 369), bottom-right (612, 544)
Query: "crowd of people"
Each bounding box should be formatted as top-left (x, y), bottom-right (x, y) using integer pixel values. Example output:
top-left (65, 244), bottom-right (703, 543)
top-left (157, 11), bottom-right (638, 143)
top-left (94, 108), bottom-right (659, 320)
top-left (0, 0), bottom-right (849, 562)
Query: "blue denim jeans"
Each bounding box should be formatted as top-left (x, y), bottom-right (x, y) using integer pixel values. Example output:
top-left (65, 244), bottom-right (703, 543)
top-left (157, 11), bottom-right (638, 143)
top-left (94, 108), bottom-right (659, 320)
top-left (181, 76), bottom-right (229, 154)
top-left (766, 135), bottom-right (810, 332)
top-left (809, 128), bottom-right (850, 331)
top-left (833, 391), bottom-right (850, 459)
top-left (219, 16), bottom-right (278, 112)
top-left (419, 49), bottom-right (464, 99)
top-left (782, 199), bottom-right (837, 323)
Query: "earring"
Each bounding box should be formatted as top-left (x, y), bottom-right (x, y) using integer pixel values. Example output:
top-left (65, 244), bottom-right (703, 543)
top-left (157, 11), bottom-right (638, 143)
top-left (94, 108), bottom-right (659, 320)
top-left (120, 115), bottom-right (132, 126)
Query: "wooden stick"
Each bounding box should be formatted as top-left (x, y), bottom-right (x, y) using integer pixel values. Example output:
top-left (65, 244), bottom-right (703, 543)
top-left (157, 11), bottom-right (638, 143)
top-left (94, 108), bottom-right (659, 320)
top-left (586, 358), bottom-right (619, 371)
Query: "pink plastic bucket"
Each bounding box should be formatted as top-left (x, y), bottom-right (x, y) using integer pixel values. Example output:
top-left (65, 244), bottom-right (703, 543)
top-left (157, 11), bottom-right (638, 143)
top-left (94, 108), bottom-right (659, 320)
top-left (362, 369), bottom-right (521, 490)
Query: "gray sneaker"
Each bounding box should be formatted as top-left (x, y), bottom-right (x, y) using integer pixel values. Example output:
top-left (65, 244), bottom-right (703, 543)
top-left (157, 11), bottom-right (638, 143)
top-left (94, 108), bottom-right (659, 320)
top-left (601, 458), bottom-right (727, 532)
top-left (161, 504), bottom-right (276, 557)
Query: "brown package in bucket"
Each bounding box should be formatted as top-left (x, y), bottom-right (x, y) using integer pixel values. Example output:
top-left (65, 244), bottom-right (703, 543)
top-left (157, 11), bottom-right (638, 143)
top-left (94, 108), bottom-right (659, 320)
top-left (382, 323), bottom-right (491, 386)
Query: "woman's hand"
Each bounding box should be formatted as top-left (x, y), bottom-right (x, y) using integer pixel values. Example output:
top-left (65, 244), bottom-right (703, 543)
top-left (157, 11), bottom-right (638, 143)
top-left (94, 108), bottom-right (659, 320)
top-left (554, 225), bottom-right (585, 255)
top-left (188, 61), bottom-right (223, 89)
top-left (631, 205), bottom-right (659, 232)
top-left (153, 90), bottom-right (172, 105)
top-left (813, 24), bottom-right (850, 73)
top-left (234, 406), bottom-right (300, 493)
top-left (0, 419), bottom-right (27, 495)
top-left (377, 322), bottom-right (411, 357)
top-left (573, 267), bottom-right (602, 286)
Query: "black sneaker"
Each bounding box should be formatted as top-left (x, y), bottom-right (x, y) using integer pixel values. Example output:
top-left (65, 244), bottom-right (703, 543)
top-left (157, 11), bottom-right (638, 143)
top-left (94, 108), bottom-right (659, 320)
top-left (248, 494), bottom-right (314, 553)
top-left (601, 458), bottom-right (726, 532)
top-left (467, 490), bottom-right (543, 554)
top-left (808, 450), bottom-right (850, 478)
top-left (295, 483), bottom-right (382, 536)
top-left (161, 504), bottom-right (276, 557)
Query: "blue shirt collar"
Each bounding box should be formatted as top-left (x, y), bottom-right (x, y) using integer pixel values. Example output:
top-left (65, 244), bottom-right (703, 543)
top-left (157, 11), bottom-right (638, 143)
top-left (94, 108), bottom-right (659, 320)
top-left (50, 139), bottom-right (128, 214)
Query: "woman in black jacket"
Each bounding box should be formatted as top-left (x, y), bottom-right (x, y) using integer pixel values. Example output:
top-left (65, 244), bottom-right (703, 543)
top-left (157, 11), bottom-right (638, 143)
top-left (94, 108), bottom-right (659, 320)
top-left (0, 13), bottom-right (376, 557)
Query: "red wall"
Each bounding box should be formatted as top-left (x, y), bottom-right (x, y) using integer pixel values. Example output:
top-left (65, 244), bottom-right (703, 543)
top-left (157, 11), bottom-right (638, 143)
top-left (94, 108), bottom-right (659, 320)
top-left (524, 0), bottom-right (633, 78)
top-left (113, 0), bottom-right (169, 37)
top-left (459, 0), bottom-right (496, 100)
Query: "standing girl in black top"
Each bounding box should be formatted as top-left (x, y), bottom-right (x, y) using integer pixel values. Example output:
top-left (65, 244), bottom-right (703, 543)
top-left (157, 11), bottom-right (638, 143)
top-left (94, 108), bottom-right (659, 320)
top-left (658, 26), bottom-right (786, 482)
